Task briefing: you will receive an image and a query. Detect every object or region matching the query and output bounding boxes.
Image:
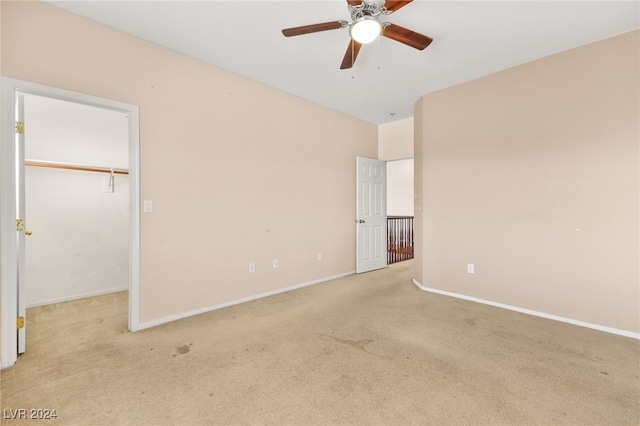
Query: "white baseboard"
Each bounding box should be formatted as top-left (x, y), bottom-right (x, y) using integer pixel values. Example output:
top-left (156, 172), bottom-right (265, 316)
top-left (412, 279), bottom-right (640, 340)
top-left (137, 271), bottom-right (356, 331)
top-left (26, 287), bottom-right (129, 308)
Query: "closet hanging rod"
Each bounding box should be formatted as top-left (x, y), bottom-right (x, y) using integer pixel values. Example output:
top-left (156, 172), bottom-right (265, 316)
top-left (25, 159), bottom-right (129, 175)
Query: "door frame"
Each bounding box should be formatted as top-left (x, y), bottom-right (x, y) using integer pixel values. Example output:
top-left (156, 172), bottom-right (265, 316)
top-left (1, 78), bottom-right (141, 369)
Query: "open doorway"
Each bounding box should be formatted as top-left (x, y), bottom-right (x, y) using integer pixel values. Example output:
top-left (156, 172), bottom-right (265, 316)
top-left (24, 94), bottom-right (130, 307)
top-left (386, 158), bottom-right (414, 264)
top-left (1, 79), bottom-right (140, 369)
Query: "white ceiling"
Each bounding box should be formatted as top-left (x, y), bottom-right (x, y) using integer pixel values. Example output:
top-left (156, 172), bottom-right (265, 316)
top-left (45, 0), bottom-right (639, 124)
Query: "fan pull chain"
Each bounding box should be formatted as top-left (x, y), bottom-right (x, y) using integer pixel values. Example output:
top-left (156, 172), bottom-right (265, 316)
top-left (377, 36), bottom-right (381, 70)
top-left (351, 39), bottom-right (356, 79)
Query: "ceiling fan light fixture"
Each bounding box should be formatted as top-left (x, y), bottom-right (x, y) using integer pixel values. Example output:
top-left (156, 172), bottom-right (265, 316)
top-left (350, 16), bottom-right (381, 44)
top-left (281, 1), bottom-right (431, 70)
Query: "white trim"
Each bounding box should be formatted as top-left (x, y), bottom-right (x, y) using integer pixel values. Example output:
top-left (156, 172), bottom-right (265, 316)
top-left (412, 279), bottom-right (640, 340)
top-left (1, 78), bottom-right (141, 369)
top-left (127, 105), bottom-right (141, 332)
top-left (138, 271), bottom-right (356, 330)
top-left (26, 287), bottom-right (128, 309)
top-left (1, 81), bottom-right (19, 369)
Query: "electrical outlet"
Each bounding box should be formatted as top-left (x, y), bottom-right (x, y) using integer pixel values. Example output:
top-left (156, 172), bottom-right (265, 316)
top-left (317, 252), bottom-right (323, 261)
top-left (249, 263), bottom-right (255, 273)
top-left (467, 264), bottom-right (475, 274)
top-left (273, 259), bottom-right (278, 269)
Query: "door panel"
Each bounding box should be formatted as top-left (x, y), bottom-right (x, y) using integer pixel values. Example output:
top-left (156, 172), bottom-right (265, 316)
top-left (16, 91), bottom-right (26, 354)
top-left (356, 157), bottom-right (387, 273)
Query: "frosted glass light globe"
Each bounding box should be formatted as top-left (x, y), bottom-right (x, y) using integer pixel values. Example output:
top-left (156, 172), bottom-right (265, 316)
top-left (350, 17), bottom-right (382, 44)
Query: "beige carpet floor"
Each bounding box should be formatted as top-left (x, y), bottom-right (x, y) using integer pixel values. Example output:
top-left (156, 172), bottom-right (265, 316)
top-left (1, 260), bottom-right (638, 425)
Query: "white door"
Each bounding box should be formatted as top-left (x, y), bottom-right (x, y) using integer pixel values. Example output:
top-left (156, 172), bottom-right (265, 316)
top-left (356, 157), bottom-right (387, 273)
top-left (16, 92), bottom-right (26, 354)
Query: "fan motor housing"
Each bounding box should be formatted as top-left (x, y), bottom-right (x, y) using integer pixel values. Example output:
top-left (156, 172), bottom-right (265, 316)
top-left (350, 2), bottom-right (382, 21)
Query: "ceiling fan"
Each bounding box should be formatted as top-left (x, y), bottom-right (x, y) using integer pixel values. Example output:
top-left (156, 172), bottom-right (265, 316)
top-left (282, 0), bottom-right (433, 70)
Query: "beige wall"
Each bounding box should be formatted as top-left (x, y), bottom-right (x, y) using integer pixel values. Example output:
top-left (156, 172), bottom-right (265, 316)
top-left (415, 30), bottom-right (639, 333)
top-left (1, 1), bottom-right (377, 324)
top-left (378, 117), bottom-right (413, 160)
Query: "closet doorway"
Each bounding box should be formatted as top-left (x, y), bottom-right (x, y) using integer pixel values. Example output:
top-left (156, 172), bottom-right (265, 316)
top-left (1, 79), bottom-right (140, 369)
top-left (25, 94), bottom-right (130, 307)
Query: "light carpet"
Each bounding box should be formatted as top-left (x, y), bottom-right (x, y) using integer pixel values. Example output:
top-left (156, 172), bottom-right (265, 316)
top-left (1, 260), bottom-right (638, 425)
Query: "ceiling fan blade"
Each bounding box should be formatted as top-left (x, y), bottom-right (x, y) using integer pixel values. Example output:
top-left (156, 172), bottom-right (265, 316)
top-left (340, 40), bottom-right (363, 69)
top-left (347, 0), bottom-right (364, 5)
top-left (382, 1), bottom-right (413, 13)
top-left (282, 21), bottom-right (345, 37)
top-left (382, 23), bottom-right (433, 50)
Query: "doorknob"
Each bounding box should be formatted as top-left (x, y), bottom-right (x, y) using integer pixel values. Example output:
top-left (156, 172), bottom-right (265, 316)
top-left (25, 230), bottom-right (33, 236)
top-left (356, 219), bottom-right (365, 223)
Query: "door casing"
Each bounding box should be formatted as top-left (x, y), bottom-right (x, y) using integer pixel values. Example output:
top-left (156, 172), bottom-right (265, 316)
top-left (16, 91), bottom-right (25, 354)
top-left (1, 78), bottom-right (141, 369)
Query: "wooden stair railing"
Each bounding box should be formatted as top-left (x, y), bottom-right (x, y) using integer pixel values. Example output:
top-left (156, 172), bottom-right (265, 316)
top-left (387, 216), bottom-right (414, 264)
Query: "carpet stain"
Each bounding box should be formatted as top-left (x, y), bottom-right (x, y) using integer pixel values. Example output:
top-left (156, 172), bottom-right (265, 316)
top-left (463, 318), bottom-right (477, 326)
top-left (326, 335), bottom-right (373, 350)
top-left (331, 374), bottom-right (357, 394)
top-left (320, 334), bottom-right (391, 360)
top-left (176, 345), bottom-right (191, 355)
